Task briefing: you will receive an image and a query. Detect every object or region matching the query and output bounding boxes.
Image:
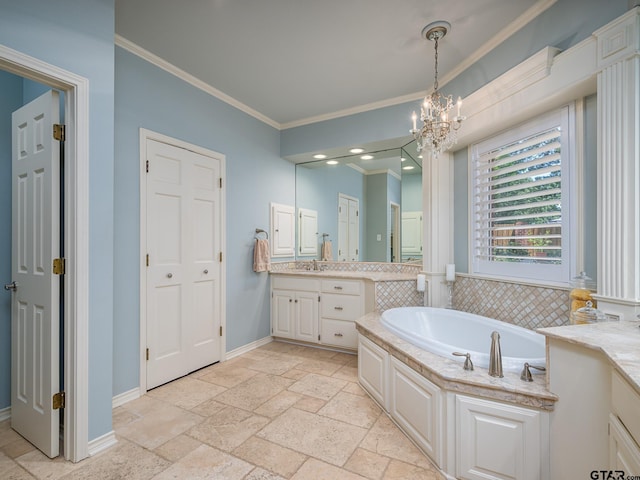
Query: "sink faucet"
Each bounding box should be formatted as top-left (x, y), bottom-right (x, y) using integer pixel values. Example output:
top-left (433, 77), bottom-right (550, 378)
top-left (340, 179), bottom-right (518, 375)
top-left (489, 331), bottom-right (503, 378)
top-left (313, 259), bottom-right (318, 271)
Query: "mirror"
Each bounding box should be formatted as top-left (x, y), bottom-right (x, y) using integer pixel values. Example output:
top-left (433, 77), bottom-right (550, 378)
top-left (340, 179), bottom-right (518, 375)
top-left (294, 140), bottom-right (422, 263)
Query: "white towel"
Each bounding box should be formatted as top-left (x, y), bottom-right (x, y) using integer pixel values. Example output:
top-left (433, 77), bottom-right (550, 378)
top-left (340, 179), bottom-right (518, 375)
top-left (253, 238), bottom-right (271, 272)
top-left (321, 240), bottom-right (333, 261)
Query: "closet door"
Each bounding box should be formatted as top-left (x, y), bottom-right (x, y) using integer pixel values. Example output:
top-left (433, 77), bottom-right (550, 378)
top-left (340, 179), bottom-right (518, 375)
top-left (146, 139), bottom-right (222, 389)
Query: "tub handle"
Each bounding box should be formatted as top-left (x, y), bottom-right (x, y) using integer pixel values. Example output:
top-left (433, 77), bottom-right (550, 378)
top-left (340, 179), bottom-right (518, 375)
top-left (520, 362), bottom-right (546, 382)
top-left (452, 352), bottom-right (474, 371)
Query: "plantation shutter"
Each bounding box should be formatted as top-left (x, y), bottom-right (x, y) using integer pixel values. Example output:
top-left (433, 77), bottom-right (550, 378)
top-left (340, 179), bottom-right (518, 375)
top-left (473, 125), bottom-right (563, 266)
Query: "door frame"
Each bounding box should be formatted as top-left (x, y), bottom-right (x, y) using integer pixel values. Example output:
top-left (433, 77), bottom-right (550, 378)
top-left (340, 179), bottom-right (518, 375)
top-left (139, 128), bottom-right (226, 394)
top-left (0, 45), bottom-right (90, 461)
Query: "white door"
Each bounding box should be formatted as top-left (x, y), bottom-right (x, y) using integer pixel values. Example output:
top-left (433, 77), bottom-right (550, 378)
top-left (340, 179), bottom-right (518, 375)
top-left (402, 211), bottom-right (423, 257)
top-left (338, 194), bottom-right (359, 261)
top-left (297, 208), bottom-right (318, 256)
top-left (146, 139), bottom-right (222, 389)
top-left (295, 291), bottom-right (318, 342)
top-left (10, 91), bottom-right (60, 458)
top-left (271, 290), bottom-right (294, 338)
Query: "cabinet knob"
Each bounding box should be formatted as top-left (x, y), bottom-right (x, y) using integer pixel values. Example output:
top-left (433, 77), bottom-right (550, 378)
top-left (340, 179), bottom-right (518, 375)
top-left (167, 273), bottom-right (173, 278)
top-left (203, 269), bottom-right (209, 274)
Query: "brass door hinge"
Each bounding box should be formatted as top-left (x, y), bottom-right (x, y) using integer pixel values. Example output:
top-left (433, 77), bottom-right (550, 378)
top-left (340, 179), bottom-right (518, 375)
top-left (53, 392), bottom-right (65, 410)
top-left (53, 124), bottom-right (65, 141)
top-left (53, 258), bottom-right (65, 275)
top-left (146, 348), bottom-right (149, 361)
top-left (219, 177), bottom-right (222, 188)
top-left (219, 326), bottom-right (223, 337)
top-left (146, 160), bottom-right (149, 173)
top-left (146, 254), bottom-right (149, 267)
top-left (219, 252), bottom-right (223, 262)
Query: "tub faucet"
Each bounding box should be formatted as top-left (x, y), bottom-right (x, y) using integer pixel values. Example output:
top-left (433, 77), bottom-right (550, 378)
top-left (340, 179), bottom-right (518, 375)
top-left (313, 259), bottom-right (318, 271)
top-left (489, 331), bottom-right (503, 378)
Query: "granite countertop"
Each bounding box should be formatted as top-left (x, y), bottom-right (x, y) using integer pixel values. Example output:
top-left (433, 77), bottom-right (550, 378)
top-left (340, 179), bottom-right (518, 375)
top-left (270, 269), bottom-right (418, 282)
top-left (538, 320), bottom-right (640, 395)
top-left (356, 312), bottom-right (558, 411)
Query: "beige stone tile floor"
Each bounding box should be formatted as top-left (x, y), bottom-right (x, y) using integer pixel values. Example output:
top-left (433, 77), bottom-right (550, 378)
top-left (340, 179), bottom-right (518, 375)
top-left (0, 341), bottom-right (445, 479)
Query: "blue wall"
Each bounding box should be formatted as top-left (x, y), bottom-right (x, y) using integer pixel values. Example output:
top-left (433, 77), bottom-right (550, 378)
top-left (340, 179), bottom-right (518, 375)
top-left (113, 47), bottom-right (295, 396)
top-left (401, 172), bottom-right (422, 212)
top-left (0, 0), bottom-right (115, 440)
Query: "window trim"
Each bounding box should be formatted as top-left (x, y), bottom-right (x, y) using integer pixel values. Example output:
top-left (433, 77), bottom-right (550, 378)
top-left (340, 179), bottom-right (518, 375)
top-left (469, 105), bottom-right (577, 286)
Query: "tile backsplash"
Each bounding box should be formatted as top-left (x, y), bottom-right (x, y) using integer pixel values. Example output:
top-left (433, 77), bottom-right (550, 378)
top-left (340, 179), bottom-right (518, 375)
top-left (453, 275), bottom-right (570, 330)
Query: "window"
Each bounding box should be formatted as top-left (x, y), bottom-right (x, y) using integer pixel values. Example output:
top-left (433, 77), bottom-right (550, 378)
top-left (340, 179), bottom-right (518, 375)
top-left (471, 106), bottom-right (574, 283)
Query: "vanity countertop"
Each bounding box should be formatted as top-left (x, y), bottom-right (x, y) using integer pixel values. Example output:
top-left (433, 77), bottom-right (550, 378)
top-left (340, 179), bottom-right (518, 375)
top-left (538, 320), bottom-right (640, 395)
top-left (356, 312), bottom-right (558, 410)
top-left (270, 269), bottom-right (418, 282)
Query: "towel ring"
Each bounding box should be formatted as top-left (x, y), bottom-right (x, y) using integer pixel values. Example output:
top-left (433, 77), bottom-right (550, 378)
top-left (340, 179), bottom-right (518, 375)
top-left (255, 228), bottom-right (268, 239)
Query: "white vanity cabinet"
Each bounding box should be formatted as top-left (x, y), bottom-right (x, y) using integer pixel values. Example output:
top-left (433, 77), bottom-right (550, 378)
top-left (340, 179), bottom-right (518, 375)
top-left (610, 371), bottom-right (640, 474)
top-left (271, 276), bottom-right (319, 343)
top-left (358, 335), bottom-right (388, 408)
top-left (319, 279), bottom-right (366, 349)
top-left (455, 394), bottom-right (547, 480)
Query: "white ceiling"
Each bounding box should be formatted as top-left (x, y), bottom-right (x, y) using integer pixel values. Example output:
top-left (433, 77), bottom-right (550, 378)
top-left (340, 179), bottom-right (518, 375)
top-left (115, 0), bottom-right (549, 129)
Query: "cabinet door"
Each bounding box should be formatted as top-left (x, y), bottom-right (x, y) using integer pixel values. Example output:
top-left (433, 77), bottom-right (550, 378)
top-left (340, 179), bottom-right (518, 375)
top-left (456, 394), bottom-right (544, 480)
top-left (272, 289), bottom-right (294, 338)
top-left (358, 335), bottom-right (387, 409)
top-left (295, 291), bottom-right (318, 343)
top-left (390, 357), bottom-right (441, 465)
top-left (609, 414), bottom-right (640, 475)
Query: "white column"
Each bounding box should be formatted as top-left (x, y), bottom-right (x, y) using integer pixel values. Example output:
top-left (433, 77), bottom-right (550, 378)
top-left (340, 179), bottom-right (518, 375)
top-left (593, 8), bottom-right (640, 320)
top-left (422, 149), bottom-right (454, 307)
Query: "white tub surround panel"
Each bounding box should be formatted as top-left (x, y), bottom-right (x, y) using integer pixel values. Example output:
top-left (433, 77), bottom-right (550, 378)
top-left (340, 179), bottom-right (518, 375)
top-left (357, 313), bottom-right (555, 480)
top-left (593, 8), bottom-right (640, 320)
top-left (422, 149), bottom-right (454, 308)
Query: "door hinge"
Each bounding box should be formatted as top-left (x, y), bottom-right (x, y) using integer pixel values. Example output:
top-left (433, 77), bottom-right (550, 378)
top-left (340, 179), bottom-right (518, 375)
top-left (219, 252), bottom-right (223, 262)
top-left (146, 160), bottom-right (149, 173)
top-left (146, 254), bottom-right (149, 267)
top-left (356, 210), bottom-right (359, 217)
top-left (318, 295), bottom-right (320, 302)
top-left (53, 124), bottom-right (65, 141)
top-left (219, 177), bottom-right (222, 188)
top-left (146, 348), bottom-right (149, 361)
top-left (53, 258), bottom-right (65, 275)
top-left (318, 334), bottom-right (321, 341)
top-left (52, 391), bottom-right (65, 410)
top-left (219, 326), bottom-right (223, 337)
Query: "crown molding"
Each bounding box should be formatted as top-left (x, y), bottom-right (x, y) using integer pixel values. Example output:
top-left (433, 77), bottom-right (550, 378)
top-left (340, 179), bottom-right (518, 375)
top-left (115, 35), bottom-right (280, 130)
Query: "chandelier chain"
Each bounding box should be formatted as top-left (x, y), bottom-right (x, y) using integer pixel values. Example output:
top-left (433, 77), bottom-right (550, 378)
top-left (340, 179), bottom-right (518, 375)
top-left (433, 36), bottom-right (439, 92)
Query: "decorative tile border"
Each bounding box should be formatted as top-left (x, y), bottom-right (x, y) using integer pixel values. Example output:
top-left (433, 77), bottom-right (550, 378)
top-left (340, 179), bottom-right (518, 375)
top-left (375, 281), bottom-right (424, 311)
top-left (452, 275), bottom-right (570, 329)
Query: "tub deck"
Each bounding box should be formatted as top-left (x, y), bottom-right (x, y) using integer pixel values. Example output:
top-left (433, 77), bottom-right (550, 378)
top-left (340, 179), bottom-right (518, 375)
top-left (356, 311), bottom-right (558, 410)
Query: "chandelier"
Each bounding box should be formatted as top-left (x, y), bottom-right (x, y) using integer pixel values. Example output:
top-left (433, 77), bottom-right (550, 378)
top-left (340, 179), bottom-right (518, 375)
top-left (410, 21), bottom-right (464, 155)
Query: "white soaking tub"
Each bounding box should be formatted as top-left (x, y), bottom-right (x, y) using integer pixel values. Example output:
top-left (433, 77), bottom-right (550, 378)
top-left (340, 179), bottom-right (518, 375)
top-left (380, 307), bottom-right (546, 373)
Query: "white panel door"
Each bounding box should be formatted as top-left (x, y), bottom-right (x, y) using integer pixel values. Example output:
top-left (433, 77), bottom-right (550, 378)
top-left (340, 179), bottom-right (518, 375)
top-left (295, 291), bottom-right (318, 342)
top-left (402, 211), bottom-right (423, 256)
top-left (146, 139), bottom-right (222, 389)
top-left (10, 91), bottom-right (60, 458)
top-left (338, 194), bottom-right (359, 261)
top-left (270, 203), bottom-right (295, 257)
top-left (297, 208), bottom-right (318, 256)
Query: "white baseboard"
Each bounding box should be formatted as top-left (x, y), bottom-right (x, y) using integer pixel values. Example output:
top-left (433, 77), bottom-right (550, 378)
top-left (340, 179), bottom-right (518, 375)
top-left (87, 430), bottom-right (117, 457)
top-left (225, 335), bottom-right (272, 360)
top-left (0, 406), bottom-right (10, 422)
top-left (112, 388), bottom-right (140, 409)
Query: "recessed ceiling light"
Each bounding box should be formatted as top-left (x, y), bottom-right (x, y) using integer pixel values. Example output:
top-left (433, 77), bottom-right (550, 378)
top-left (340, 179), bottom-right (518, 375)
top-left (402, 165), bottom-right (415, 170)
top-left (360, 155), bottom-right (374, 160)
top-left (401, 157), bottom-right (406, 162)
top-left (313, 154), bottom-right (327, 159)
top-left (326, 160), bottom-right (339, 165)
top-left (349, 148), bottom-right (364, 154)
top-left (418, 155), bottom-right (423, 159)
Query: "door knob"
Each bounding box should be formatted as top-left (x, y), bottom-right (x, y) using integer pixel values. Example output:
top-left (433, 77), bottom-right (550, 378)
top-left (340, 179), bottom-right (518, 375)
top-left (203, 269), bottom-right (209, 274)
top-left (4, 281), bottom-right (17, 291)
top-left (167, 273), bottom-right (173, 278)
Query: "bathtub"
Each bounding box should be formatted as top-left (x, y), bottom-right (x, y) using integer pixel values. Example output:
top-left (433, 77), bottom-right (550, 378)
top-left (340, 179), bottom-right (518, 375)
top-left (380, 307), bottom-right (546, 373)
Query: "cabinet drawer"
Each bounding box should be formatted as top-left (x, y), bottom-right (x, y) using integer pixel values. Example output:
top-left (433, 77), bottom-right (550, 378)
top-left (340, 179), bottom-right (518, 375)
top-left (321, 293), bottom-right (363, 320)
top-left (321, 318), bottom-right (357, 349)
top-left (612, 371), bottom-right (640, 445)
top-left (271, 275), bottom-right (320, 292)
top-left (321, 279), bottom-right (362, 295)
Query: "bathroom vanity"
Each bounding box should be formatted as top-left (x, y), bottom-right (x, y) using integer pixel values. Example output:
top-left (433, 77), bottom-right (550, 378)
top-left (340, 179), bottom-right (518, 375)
top-left (270, 262), bottom-right (422, 350)
top-left (538, 321), bottom-right (640, 479)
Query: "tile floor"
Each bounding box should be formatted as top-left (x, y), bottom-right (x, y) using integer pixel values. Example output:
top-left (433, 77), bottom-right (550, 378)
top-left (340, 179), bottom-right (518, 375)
top-left (0, 341), bottom-right (444, 479)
